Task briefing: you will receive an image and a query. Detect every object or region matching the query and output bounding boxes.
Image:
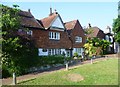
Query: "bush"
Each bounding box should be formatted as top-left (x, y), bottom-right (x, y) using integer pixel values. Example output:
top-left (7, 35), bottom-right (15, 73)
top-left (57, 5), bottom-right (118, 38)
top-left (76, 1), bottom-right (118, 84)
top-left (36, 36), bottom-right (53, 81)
top-left (36, 55), bottom-right (65, 67)
top-left (74, 52), bottom-right (78, 57)
top-left (2, 65), bottom-right (11, 78)
top-left (36, 55), bottom-right (73, 67)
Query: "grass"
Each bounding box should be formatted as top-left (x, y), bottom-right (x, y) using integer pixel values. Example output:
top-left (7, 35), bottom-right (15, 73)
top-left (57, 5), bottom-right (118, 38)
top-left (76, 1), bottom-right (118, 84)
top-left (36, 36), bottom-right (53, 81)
top-left (19, 58), bottom-right (118, 85)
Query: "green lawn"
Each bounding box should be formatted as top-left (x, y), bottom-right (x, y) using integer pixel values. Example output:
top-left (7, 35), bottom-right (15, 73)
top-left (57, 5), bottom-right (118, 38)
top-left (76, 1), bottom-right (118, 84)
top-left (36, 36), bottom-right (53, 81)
top-left (19, 58), bottom-right (118, 85)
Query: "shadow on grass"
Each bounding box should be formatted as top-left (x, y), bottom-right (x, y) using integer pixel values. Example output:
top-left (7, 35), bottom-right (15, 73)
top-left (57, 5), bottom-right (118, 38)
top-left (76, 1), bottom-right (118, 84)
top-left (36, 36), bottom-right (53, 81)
top-left (17, 78), bottom-right (36, 84)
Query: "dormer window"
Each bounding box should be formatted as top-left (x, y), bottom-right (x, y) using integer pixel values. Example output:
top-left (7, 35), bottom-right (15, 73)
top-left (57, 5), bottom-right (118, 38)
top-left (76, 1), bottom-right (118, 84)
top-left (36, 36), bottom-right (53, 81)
top-left (75, 36), bottom-right (82, 43)
top-left (49, 32), bottom-right (60, 40)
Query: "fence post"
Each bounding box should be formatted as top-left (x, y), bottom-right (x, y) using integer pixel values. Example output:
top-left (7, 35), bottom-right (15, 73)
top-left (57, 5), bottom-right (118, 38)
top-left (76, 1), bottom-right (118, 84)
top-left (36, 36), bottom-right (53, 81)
top-left (13, 72), bottom-right (16, 85)
top-left (66, 62), bottom-right (68, 71)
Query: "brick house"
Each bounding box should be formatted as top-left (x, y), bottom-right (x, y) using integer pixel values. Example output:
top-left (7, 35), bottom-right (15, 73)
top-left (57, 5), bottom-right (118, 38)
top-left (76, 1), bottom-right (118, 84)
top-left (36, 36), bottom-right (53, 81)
top-left (33, 10), bottom-right (72, 57)
top-left (19, 9), bottom-right (86, 57)
top-left (64, 20), bottom-right (85, 56)
top-left (18, 10), bottom-right (42, 37)
top-left (85, 24), bottom-right (105, 39)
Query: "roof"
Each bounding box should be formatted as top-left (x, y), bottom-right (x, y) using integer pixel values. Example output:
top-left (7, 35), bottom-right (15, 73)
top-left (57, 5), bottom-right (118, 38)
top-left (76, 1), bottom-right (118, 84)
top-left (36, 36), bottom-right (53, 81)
top-left (40, 12), bottom-right (58, 29)
top-left (85, 27), bottom-right (101, 38)
top-left (19, 10), bottom-right (43, 28)
top-left (64, 20), bottom-right (78, 30)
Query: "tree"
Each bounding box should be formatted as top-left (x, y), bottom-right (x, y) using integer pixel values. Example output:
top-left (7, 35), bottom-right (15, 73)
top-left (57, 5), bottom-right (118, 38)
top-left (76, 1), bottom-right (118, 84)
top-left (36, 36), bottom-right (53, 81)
top-left (112, 17), bottom-right (120, 44)
top-left (1, 4), bottom-right (38, 77)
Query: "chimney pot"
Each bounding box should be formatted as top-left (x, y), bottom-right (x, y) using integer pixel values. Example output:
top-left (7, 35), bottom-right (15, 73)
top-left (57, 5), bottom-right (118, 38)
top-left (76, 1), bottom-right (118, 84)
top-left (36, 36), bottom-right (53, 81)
top-left (88, 23), bottom-right (91, 28)
top-left (49, 7), bottom-right (52, 16)
top-left (28, 9), bottom-right (30, 13)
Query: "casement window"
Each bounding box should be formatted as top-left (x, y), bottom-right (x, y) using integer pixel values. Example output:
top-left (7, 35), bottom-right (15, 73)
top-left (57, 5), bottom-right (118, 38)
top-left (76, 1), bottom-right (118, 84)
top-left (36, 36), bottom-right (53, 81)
top-left (105, 35), bottom-right (109, 41)
top-left (27, 30), bottom-right (33, 35)
top-left (75, 36), bottom-right (82, 43)
top-left (48, 49), bottom-right (61, 55)
top-left (75, 48), bottom-right (82, 53)
top-left (42, 49), bottom-right (47, 52)
top-left (49, 32), bottom-right (60, 40)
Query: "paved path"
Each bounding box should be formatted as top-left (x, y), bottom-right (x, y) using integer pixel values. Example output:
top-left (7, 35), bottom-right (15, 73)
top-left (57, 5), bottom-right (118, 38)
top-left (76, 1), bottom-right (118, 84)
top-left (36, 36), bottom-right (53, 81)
top-left (1, 54), bottom-right (118, 85)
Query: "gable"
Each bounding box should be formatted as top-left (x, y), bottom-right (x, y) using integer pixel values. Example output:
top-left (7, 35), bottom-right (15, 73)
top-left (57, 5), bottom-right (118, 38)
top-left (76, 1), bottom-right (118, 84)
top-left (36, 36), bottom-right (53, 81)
top-left (51, 16), bottom-right (65, 29)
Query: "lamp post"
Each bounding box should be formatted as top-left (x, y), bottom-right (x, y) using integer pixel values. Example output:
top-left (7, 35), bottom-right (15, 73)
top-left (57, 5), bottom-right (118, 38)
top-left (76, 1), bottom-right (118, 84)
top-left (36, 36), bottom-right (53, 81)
top-left (63, 51), bottom-right (69, 71)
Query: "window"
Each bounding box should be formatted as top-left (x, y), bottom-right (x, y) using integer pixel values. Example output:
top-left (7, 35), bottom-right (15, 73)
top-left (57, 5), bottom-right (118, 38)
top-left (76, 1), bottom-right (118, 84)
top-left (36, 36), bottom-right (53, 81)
top-left (27, 30), bottom-right (32, 35)
top-left (49, 32), bottom-right (60, 40)
top-left (48, 49), bottom-right (61, 55)
top-left (75, 36), bottom-right (82, 43)
top-left (42, 49), bottom-right (47, 52)
top-left (105, 35), bottom-right (109, 41)
top-left (75, 48), bottom-right (82, 53)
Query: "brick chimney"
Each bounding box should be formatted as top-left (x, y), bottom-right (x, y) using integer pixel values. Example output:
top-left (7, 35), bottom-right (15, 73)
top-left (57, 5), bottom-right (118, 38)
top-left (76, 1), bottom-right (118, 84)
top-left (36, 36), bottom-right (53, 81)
top-left (49, 7), bottom-right (53, 16)
top-left (28, 9), bottom-right (31, 13)
top-left (88, 23), bottom-right (91, 28)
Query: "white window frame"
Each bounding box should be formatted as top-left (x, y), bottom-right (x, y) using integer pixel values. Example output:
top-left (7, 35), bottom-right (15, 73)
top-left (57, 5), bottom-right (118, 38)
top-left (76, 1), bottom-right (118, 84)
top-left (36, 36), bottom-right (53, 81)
top-left (76, 48), bottom-right (82, 53)
top-left (49, 32), bottom-right (60, 40)
top-left (75, 36), bottom-right (82, 43)
top-left (48, 49), bottom-right (61, 55)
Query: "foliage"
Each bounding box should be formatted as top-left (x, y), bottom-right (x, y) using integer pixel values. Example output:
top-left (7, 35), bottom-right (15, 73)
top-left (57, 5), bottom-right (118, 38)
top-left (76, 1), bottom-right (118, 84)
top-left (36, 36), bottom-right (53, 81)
top-left (1, 4), bottom-right (38, 77)
top-left (84, 38), bottom-right (110, 56)
top-left (73, 52), bottom-right (78, 57)
top-left (112, 17), bottom-right (120, 44)
top-left (36, 55), bottom-right (72, 67)
top-left (19, 58), bottom-right (118, 85)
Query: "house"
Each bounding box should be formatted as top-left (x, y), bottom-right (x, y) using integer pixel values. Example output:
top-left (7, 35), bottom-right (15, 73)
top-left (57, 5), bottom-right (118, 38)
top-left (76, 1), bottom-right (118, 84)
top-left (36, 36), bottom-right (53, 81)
top-left (85, 24), bottom-right (105, 40)
top-left (105, 26), bottom-right (116, 54)
top-left (64, 20), bottom-right (85, 56)
top-left (17, 9), bottom-right (42, 37)
top-left (32, 9), bottom-right (72, 57)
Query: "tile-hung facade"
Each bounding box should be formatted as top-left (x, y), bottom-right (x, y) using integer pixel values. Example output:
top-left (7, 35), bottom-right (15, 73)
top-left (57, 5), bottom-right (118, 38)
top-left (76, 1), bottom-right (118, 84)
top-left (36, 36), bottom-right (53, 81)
top-left (33, 10), bottom-right (72, 57)
top-left (19, 8), bottom-right (86, 57)
top-left (64, 20), bottom-right (85, 56)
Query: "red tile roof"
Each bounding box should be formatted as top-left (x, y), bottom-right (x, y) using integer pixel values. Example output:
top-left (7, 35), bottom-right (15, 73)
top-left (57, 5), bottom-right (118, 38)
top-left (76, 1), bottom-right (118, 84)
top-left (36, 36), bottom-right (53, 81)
top-left (64, 20), bottom-right (78, 30)
top-left (40, 12), bottom-right (58, 29)
top-left (86, 27), bottom-right (101, 38)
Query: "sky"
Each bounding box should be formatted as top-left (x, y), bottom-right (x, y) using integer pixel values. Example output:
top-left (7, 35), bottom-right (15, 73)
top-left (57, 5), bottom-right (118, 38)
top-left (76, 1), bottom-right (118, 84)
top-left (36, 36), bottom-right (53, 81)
top-left (1, 1), bottom-right (118, 32)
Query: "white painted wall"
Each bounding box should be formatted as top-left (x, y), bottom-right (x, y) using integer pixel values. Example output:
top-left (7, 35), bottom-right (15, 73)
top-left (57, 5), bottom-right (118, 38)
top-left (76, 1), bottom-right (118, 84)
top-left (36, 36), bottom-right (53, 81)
top-left (51, 16), bottom-right (64, 29)
top-left (38, 48), bottom-right (48, 56)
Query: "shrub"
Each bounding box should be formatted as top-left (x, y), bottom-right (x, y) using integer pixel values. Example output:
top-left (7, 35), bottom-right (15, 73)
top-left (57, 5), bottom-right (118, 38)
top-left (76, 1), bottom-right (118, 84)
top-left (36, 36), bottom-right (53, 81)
top-left (36, 55), bottom-right (73, 67)
top-left (74, 52), bottom-right (78, 57)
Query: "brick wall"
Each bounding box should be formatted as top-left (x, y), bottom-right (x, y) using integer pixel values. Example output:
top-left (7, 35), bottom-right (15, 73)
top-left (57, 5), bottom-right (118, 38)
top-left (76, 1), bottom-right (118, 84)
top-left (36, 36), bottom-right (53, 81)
top-left (69, 22), bottom-right (85, 48)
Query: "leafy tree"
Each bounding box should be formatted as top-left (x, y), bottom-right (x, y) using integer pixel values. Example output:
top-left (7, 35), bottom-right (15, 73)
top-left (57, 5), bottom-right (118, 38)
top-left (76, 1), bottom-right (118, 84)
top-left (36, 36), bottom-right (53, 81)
top-left (1, 4), bottom-right (38, 77)
top-left (113, 17), bottom-right (120, 44)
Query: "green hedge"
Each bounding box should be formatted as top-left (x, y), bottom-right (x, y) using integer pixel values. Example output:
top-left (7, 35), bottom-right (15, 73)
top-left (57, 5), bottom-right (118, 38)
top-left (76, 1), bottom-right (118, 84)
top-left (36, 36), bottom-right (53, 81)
top-left (2, 55), bottom-right (72, 78)
top-left (36, 55), bottom-right (71, 67)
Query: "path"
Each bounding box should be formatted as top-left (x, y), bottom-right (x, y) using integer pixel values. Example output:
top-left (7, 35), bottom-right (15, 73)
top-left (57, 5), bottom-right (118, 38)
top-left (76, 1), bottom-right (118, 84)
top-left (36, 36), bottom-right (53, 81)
top-left (1, 54), bottom-right (118, 85)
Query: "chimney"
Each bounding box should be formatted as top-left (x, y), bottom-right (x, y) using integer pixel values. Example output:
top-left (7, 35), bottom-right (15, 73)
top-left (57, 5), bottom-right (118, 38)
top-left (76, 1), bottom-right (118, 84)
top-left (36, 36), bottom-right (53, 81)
top-left (88, 23), bottom-right (91, 28)
top-left (49, 7), bottom-right (52, 16)
top-left (28, 9), bottom-right (31, 13)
